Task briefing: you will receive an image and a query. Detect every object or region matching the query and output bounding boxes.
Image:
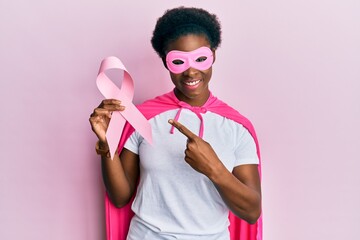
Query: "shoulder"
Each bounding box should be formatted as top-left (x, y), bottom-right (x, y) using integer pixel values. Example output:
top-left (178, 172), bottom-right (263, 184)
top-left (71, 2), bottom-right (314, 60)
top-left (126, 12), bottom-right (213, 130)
top-left (210, 96), bottom-right (260, 148)
top-left (135, 91), bottom-right (178, 119)
top-left (210, 96), bottom-right (254, 129)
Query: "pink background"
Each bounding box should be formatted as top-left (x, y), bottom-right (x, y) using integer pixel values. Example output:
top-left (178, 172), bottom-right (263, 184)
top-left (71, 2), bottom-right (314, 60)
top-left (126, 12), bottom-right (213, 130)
top-left (1, 1), bottom-right (359, 239)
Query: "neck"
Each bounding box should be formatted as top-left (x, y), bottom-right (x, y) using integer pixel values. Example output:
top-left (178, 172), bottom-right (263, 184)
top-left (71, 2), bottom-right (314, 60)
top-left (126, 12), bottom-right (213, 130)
top-left (173, 88), bottom-right (210, 107)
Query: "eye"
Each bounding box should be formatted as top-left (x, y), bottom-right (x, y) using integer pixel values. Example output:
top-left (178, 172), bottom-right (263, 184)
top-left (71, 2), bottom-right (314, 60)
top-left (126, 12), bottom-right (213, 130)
top-left (195, 56), bottom-right (208, 62)
top-left (172, 60), bottom-right (184, 65)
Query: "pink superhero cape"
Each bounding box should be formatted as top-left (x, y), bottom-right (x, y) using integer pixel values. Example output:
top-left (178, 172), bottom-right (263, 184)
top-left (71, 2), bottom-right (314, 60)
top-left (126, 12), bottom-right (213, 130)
top-left (105, 90), bottom-right (263, 240)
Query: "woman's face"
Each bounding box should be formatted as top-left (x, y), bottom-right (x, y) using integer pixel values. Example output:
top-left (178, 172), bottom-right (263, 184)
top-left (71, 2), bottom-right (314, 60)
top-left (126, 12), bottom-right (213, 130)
top-left (165, 34), bottom-right (215, 106)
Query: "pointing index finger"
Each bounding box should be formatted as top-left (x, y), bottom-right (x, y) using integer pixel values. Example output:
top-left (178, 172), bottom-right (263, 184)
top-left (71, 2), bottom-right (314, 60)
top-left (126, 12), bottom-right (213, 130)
top-left (168, 119), bottom-right (197, 140)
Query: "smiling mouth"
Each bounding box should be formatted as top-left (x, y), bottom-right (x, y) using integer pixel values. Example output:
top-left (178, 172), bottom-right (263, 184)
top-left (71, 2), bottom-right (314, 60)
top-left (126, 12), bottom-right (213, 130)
top-left (184, 80), bottom-right (201, 86)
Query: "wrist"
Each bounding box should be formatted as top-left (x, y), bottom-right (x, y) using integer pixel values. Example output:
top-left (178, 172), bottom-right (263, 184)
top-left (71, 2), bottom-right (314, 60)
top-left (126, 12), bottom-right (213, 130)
top-left (98, 140), bottom-right (108, 149)
top-left (208, 161), bottom-right (228, 183)
top-left (95, 140), bottom-right (110, 158)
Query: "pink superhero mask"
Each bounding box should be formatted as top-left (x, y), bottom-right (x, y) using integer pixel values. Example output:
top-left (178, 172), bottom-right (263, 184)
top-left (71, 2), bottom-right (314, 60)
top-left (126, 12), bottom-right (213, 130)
top-left (166, 46), bottom-right (214, 74)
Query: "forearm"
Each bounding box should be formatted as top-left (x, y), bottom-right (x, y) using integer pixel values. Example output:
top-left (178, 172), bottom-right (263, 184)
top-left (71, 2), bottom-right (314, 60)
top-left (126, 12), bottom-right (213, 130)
top-left (101, 152), bottom-right (133, 207)
top-left (89, 100), bottom-right (134, 207)
top-left (209, 164), bottom-right (261, 224)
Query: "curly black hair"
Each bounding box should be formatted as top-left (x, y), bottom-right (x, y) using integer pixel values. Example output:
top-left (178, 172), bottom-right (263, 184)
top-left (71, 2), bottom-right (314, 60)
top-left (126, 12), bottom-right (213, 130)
top-left (151, 6), bottom-right (222, 58)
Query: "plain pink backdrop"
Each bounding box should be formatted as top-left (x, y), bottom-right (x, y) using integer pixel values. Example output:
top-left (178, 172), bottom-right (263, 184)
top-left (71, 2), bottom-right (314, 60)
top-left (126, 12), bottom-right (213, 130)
top-left (1, 1), bottom-right (359, 239)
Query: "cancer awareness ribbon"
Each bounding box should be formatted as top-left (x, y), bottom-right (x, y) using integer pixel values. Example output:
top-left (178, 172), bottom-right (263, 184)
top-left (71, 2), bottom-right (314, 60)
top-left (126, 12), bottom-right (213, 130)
top-left (96, 56), bottom-right (152, 160)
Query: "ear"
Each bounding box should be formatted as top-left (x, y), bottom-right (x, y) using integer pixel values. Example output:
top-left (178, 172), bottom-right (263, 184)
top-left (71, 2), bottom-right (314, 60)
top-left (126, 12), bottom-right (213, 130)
top-left (212, 49), bottom-right (216, 64)
top-left (161, 57), bottom-right (169, 70)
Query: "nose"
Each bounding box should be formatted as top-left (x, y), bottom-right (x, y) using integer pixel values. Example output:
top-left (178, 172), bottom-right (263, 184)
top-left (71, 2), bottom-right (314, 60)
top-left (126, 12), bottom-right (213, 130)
top-left (183, 66), bottom-right (199, 76)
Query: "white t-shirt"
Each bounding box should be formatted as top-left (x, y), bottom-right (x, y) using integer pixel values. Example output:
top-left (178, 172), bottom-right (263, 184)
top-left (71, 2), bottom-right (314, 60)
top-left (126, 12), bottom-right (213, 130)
top-left (124, 109), bottom-right (259, 240)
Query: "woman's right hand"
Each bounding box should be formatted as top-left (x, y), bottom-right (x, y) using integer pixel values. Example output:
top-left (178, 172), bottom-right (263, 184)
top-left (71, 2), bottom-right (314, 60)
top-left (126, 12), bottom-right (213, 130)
top-left (89, 99), bottom-right (125, 144)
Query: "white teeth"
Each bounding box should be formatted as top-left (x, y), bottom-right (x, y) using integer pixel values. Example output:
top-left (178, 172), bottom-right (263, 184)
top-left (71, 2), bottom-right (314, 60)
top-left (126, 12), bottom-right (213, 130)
top-left (185, 80), bottom-right (201, 86)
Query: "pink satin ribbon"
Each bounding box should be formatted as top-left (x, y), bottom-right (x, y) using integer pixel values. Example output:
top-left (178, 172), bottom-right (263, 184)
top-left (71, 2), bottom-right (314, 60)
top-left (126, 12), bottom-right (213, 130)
top-left (96, 56), bottom-right (152, 159)
top-left (170, 102), bottom-right (207, 138)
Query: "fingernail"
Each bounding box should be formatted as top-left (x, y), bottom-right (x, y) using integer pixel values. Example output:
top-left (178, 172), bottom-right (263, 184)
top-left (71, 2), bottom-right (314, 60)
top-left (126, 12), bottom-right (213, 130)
top-left (168, 119), bottom-right (173, 124)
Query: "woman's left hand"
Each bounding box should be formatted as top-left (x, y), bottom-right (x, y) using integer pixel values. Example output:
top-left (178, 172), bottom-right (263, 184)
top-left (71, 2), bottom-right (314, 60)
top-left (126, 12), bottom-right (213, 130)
top-left (169, 119), bottom-right (261, 224)
top-left (168, 119), bottom-right (224, 178)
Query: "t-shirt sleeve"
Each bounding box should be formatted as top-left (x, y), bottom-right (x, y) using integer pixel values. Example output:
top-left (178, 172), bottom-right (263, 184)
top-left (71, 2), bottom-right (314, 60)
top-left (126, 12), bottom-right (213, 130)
top-left (123, 131), bottom-right (141, 155)
top-left (234, 126), bottom-right (259, 166)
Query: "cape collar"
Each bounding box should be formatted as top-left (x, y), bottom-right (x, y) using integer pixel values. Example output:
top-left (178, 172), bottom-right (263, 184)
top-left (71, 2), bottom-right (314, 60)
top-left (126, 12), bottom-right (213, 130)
top-left (169, 89), bottom-right (217, 138)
